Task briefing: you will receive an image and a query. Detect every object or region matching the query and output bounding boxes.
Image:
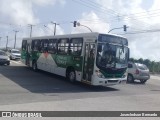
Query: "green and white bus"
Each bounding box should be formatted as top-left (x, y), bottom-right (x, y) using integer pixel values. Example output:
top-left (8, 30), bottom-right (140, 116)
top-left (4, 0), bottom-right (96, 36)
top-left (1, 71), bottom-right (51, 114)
top-left (21, 32), bottom-right (129, 86)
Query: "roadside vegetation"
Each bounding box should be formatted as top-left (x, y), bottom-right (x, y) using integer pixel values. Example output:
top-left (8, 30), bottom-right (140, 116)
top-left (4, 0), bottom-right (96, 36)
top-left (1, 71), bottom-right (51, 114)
top-left (129, 58), bottom-right (160, 74)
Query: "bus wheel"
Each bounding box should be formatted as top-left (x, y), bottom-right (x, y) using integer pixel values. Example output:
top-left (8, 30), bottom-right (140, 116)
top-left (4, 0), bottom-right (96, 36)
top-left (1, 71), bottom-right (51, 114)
top-left (32, 61), bottom-right (37, 71)
top-left (7, 62), bottom-right (10, 66)
top-left (67, 70), bottom-right (76, 82)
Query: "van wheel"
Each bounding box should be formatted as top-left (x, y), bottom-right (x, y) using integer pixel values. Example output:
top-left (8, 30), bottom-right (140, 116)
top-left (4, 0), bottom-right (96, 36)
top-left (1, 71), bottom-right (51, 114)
top-left (67, 69), bottom-right (76, 83)
top-left (127, 74), bottom-right (134, 83)
top-left (140, 80), bottom-right (147, 84)
top-left (32, 61), bottom-right (37, 71)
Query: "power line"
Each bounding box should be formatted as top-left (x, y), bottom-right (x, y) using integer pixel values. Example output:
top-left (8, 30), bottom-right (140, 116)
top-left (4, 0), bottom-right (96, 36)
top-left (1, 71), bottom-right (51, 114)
top-left (72, 0), bottom-right (117, 17)
top-left (72, 0), bottom-right (160, 29)
top-left (117, 9), bottom-right (160, 18)
top-left (44, 25), bottom-right (54, 33)
top-left (79, 0), bottom-right (118, 16)
top-left (72, 0), bottom-right (160, 24)
top-left (119, 29), bottom-right (160, 35)
top-left (71, 0), bottom-right (155, 29)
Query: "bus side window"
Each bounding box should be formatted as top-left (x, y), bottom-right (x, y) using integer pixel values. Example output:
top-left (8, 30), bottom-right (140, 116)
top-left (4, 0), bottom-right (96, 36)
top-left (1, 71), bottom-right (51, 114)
top-left (43, 40), bottom-right (49, 52)
top-left (37, 40), bottom-right (42, 52)
top-left (70, 38), bottom-right (83, 56)
top-left (39, 40), bottom-right (43, 52)
top-left (58, 38), bottom-right (69, 55)
top-left (40, 39), bottom-right (48, 52)
top-left (48, 39), bottom-right (57, 54)
top-left (31, 40), bottom-right (40, 51)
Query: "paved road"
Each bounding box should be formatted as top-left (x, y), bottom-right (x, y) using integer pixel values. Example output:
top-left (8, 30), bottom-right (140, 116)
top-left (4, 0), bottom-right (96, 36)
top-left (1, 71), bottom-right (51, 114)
top-left (0, 60), bottom-right (160, 119)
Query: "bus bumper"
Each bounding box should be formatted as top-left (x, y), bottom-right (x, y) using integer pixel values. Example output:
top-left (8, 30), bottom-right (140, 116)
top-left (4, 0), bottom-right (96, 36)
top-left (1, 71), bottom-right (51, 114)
top-left (91, 75), bottom-right (127, 86)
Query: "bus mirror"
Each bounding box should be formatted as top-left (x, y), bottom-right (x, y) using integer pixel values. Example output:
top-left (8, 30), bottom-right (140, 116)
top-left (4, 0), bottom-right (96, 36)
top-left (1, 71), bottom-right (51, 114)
top-left (98, 45), bottom-right (102, 52)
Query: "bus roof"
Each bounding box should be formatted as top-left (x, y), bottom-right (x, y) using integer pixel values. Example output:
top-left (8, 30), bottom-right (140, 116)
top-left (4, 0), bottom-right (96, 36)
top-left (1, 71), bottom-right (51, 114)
top-left (23, 32), bottom-right (127, 40)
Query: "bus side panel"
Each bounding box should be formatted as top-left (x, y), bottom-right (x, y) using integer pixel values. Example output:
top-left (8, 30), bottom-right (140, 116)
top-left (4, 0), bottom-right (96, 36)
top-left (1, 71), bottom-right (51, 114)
top-left (52, 54), bottom-right (84, 80)
top-left (37, 53), bottom-right (57, 73)
top-left (54, 67), bottom-right (66, 77)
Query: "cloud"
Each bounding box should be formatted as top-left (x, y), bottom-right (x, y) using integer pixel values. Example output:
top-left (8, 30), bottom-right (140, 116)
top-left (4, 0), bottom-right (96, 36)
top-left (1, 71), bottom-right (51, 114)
top-left (0, 0), bottom-right (38, 48)
top-left (0, 0), bottom-right (66, 25)
top-left (32, 0), bottom-right (66, 7)
top-left (0, 0), bottom-right (160, 62)
top-left (94, 0), bottom-right (160, 61)
top-left (33, 23), bottom-right (64, 36)
top-left (0, 0), bottom-right (65, 48)
top-left (71, 11), bottom-right (110, 34)
top-left (0, 0), bottom-right (38, 25)
top-left (148, 0), bottom-right (160, 24)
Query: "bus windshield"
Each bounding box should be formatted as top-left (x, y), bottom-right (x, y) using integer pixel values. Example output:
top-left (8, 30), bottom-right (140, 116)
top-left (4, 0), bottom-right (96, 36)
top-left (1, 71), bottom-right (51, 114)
top-left (96, 43), bottom-right (129, 69)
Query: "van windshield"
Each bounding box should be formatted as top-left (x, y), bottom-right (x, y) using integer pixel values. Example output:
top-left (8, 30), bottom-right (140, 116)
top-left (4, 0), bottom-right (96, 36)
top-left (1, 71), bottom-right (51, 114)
top-left (136, 64), bottom-right (148, 70)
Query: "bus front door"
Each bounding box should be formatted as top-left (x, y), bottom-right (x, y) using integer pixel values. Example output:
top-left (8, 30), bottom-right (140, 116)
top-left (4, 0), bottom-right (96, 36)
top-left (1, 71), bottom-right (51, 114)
top-left (83, 43), bottom-right (95, 82)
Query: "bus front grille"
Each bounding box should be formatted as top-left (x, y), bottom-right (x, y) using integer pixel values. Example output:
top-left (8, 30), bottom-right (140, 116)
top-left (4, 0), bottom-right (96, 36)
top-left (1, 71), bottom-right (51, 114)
top-left (108, 80), bottom-right (119, 83)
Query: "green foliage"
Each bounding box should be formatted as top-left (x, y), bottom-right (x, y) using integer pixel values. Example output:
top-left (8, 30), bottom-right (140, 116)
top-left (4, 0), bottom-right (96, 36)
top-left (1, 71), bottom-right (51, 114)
top-left (129, 58), bottom-right (160, 73)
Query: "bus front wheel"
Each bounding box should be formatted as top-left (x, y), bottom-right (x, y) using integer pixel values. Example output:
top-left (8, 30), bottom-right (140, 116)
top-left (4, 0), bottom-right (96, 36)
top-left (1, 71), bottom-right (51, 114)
top-left (67, 69), bottom-right (76, 83)
top-left (127, 74), bottom-right (134, 83)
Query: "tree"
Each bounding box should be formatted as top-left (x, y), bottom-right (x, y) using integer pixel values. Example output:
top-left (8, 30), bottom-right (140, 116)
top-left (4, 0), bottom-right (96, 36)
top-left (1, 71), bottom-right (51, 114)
top-left (129, 58), bottom-right (160, 73)
top-left (138, 58), bottom-right (143, 64)
top-left (129, 58), bottom-right (135, 62)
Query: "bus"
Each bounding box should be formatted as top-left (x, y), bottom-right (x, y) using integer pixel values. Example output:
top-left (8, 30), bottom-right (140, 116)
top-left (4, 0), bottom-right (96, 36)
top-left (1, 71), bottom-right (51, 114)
top-left (21, 32), bottom-right (129, 86)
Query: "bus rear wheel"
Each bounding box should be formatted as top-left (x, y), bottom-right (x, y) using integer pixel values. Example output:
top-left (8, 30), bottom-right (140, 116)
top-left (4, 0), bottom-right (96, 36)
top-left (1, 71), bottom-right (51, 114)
top-left (67, 69), bottom-right (76, 83)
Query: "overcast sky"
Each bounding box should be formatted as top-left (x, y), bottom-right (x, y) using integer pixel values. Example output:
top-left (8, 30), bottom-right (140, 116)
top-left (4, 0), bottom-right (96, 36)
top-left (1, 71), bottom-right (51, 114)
top-left (0, 0), bottom-right (160, 61)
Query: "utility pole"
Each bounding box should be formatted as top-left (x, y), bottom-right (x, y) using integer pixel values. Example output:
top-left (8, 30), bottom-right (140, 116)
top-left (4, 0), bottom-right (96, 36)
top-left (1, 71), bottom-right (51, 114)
top-left (28, 24), bottom-right (35, 38)
top-left (51, 22), bottom-right (59, 36)
top-left (13, 30), bottom-right (19, 49)
top-left (6, 36), bottom-right (8, 50)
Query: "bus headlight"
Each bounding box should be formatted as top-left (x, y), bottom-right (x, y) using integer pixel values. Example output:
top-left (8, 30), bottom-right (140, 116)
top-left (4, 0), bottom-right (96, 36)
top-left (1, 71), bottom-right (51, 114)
top-left (95, 70), bottom-right (105, 78)
top-left (122, 71), bottom-right (127, 78)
